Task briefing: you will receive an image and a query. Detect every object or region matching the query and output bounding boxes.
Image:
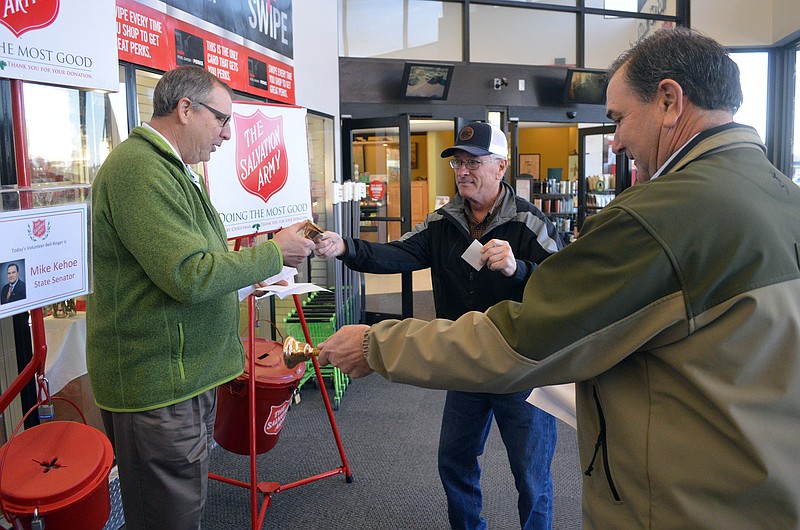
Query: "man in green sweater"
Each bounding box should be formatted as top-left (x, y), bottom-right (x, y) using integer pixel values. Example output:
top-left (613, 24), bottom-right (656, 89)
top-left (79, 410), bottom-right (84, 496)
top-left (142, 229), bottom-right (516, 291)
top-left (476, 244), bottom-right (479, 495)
top-left (87, 65), bottom-right (314, 530)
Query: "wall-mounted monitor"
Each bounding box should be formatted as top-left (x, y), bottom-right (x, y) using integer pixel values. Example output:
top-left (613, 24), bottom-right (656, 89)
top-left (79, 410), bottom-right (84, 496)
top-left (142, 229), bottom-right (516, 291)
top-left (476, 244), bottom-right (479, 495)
top-left (400, 62), bottom-right (455, 100)
top-left (564, 68), bottom-right (608, 105)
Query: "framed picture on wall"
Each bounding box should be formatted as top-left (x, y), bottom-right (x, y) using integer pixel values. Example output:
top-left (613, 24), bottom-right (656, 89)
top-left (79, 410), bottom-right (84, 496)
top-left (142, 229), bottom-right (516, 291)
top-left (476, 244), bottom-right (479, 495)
top-left (568, 154), bottom-right (579, 181)
top-left (411, 142), bottom-right (418, 169)
top-left (519, 153), bottom-right (540, 179)
top-left (515, 174), bottom-right (532, 202)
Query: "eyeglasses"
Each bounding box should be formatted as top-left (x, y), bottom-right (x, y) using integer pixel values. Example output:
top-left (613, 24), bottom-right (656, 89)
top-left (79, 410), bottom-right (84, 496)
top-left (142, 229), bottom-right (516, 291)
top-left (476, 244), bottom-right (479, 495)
top-left (192, 100), bottom-right (231, 127)
top-left (449, 158), bottom-right (488, 170)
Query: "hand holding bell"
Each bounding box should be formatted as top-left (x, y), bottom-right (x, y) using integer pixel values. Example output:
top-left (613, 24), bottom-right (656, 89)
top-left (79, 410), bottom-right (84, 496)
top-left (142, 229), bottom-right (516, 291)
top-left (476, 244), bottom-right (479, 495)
top-left (283, 336), bottom-right (321, 369)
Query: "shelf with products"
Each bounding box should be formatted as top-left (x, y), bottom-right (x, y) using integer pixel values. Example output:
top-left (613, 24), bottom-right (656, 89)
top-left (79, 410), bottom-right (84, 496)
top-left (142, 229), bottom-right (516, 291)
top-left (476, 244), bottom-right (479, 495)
top-left (585, 190), bottom-right (615, 210)
top-left (531, 193), bottom-right (574, 199)
top-left (531, 194), bottom-right (577, 217)
top-left (359, 202), bottom-right (384, 241)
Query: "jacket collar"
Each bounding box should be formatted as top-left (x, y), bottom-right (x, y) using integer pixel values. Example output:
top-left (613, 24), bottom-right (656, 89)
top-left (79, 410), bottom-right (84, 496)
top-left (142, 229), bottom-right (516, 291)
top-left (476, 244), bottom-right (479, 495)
top-left (661, 123), bottom-right (766, 176)
top-left (444, 181), bottom-right (518, 234)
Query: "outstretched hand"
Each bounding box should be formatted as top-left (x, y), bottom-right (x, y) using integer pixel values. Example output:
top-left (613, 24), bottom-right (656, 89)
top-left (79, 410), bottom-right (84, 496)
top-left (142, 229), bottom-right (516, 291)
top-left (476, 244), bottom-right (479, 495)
top-left (313, 231), bottom-right (346, 260)
top-left (318, 324), bottom-right (374, 379)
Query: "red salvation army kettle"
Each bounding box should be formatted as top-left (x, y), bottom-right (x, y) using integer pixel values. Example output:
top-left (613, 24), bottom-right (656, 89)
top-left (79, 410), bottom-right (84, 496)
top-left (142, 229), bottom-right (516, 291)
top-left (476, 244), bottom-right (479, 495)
top-left (0, 421), bottom-right (114, 530)
top-left (214, 337), bottom-right (305, 455)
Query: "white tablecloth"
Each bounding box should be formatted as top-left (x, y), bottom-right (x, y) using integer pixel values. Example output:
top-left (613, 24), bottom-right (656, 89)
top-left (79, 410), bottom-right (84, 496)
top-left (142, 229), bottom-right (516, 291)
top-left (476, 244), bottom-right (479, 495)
top-left (43, 313), bottom-right (87, 395)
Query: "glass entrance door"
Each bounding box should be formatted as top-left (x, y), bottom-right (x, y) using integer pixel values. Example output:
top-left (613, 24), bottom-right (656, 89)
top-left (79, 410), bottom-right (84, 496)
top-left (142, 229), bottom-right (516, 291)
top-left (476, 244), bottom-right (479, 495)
top-left (577, 125), bottom-right (631, 230)
top-left (342, 117), bottom-right (414, 323)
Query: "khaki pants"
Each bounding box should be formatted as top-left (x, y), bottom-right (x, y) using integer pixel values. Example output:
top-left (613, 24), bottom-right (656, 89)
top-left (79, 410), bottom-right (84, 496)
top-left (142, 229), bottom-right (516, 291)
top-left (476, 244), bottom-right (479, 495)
top-left (101, 389), bottom-right (217, 530)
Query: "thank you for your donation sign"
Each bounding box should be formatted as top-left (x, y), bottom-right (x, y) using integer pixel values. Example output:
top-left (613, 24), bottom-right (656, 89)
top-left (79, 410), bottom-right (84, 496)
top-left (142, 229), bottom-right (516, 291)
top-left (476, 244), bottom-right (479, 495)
top-left (0, 0), bottom-right (117, 91)
top-left (206, 102), bottom-right (311, 237)
top-left (0, 204), bottom-right (90, 320)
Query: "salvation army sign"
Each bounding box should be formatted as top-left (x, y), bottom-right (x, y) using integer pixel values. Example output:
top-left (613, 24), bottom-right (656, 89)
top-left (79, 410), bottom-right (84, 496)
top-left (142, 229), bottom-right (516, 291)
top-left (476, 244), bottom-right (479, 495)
top-left (235, 112), bottom-right (289, 203)
top-left (0, 0), bottom-right (59, 37)
top-left (206, 102), bottom-right (312, 238)
top-left (0, 0), bottom-right (117, 91)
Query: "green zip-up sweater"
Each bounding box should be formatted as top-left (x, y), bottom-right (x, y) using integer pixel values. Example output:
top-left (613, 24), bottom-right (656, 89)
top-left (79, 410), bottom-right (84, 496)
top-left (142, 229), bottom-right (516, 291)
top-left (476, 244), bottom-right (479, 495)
top-left (363, 124), bottom-right (800, 529)
top-left (87, 126), bottom-right (283, 412)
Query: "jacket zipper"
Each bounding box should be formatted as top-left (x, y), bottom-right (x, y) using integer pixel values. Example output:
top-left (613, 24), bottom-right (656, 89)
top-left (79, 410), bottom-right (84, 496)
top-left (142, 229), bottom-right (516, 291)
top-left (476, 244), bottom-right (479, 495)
top-left (585, 384), bottom-right (621, 502)
top-left (177, 322), bottom-right (186, 380)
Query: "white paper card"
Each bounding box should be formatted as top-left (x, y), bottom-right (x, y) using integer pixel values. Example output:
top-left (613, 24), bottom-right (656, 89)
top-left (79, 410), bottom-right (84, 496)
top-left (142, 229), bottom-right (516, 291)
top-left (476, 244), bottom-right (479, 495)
top-left (254, 283), bottom-right (330, 300)
top-left (461, 239), bottom-right (484, 271)
top-left (527, 383), bottom-right (577, 429)
top-left (238, 266), bottom-right (299, 301)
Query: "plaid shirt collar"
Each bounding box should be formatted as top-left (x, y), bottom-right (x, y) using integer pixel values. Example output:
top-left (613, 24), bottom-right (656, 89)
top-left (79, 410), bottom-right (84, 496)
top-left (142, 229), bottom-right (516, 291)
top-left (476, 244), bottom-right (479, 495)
top-left (465, 185), bottom-right (505, 239)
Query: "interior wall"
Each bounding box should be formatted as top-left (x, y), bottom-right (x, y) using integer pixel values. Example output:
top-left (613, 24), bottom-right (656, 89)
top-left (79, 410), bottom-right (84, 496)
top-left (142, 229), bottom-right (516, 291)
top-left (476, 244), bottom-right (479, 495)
top-left (518, 128), bottom-right (577, 182)
top-left (773, 0), bottom-right (800, 43)
top-left (692, 1), bottom-right (773, 46)
top-left (428, 130), bottom-right (456, 210)
top-left (339, 58), bottom-right (609, 124)
top-left (411, 133), bottom-right (429, 182)
top-left (294, 1), bottom-right (341, 181)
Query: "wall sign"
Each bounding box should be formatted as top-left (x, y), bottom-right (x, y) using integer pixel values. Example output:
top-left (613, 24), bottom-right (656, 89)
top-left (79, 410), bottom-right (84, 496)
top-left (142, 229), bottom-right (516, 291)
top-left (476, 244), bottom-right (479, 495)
top-left (161, 0), bottom-right (294, 60)
top-left (0, 203), bottom-right (90, 320)
top-left (118, 0), bottom-right (295, 104)
top-left (205, 102), bottom-right (311, 238)
top-left (368, 180), bottom-right (385, 201)
top-left (0, 0), bottom-right (118, 91)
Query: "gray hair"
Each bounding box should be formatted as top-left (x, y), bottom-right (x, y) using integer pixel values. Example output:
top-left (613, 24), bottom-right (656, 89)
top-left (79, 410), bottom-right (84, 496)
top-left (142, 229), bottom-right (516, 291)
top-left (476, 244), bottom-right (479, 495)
top-left (608, 27), bottom-right (743, 113)
top-left (152, 65), bottom-right (233, 117)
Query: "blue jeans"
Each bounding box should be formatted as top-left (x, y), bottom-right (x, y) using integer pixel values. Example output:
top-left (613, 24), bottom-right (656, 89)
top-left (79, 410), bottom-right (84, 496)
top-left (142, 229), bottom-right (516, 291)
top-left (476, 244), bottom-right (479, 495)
top-left (438, 390), bottom-right (557, 530)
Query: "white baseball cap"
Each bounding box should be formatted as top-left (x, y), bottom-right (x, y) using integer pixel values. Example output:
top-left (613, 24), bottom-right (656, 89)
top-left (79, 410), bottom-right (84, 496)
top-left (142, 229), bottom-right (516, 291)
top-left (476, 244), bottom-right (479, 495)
top-left (440, 122), bottom-right (508, 159)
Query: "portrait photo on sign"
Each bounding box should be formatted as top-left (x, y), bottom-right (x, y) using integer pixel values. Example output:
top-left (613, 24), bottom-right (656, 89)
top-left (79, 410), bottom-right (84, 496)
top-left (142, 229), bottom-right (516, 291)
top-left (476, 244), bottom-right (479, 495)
top-left (1, 259), bottom-right (26, 305)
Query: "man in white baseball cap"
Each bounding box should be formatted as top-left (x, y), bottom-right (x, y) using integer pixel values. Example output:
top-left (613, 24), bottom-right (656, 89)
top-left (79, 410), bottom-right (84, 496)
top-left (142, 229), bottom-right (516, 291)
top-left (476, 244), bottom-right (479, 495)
top-left (441, 120), bottom-right (509, 158)
top-left (314, 120), bottom-right (562, 529)
top-left (434, 121), bottom-right (559, 529)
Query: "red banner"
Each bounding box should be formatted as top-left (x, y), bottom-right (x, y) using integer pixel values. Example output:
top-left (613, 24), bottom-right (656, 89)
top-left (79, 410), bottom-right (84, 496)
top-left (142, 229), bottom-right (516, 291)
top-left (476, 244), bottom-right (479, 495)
top-left (116, 0), bottom-right (295, 104)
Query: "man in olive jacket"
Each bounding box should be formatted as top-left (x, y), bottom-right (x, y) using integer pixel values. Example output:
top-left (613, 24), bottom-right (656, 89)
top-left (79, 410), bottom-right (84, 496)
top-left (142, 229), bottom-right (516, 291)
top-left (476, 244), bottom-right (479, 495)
top-left (87, 66), bottom-right (313, 530)
top-left (319, 29), bottom-right (800, 529)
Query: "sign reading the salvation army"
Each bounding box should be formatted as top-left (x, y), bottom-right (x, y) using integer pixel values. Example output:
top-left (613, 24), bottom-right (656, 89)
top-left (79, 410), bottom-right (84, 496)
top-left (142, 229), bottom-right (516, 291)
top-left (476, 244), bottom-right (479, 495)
top-left (205, 102), bottom-right (311, 238)
top-left (0, 203), bottom-right (90, 320)
top-left (0, 0), bottom-right (117, 91)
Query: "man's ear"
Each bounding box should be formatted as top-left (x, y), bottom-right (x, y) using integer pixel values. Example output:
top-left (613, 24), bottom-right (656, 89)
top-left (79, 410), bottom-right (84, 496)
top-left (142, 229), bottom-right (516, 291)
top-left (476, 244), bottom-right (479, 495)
top-left (176, 97), bottom-right (192, 124)
top-left (658, 78), bottom-right (684, 128)
top-left (496, 158), bottom-right (508, 180)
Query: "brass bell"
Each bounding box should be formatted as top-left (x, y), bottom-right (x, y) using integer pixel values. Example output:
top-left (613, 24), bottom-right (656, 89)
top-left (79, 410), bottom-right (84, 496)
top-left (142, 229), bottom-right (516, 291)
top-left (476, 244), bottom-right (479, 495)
top-left (283, 336), bottom-right (320, 369)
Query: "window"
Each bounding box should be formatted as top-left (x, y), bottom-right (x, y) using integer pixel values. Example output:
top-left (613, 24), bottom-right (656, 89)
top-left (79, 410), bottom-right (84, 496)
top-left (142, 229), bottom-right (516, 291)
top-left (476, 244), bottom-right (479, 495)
top-left (585, 15), bottom-right (674, 69)
top-left (338, 0), bottom-right (462, 61)
top-left (730, 52), bottom-right (768, 145)
top-left (469, 5), bottom-right (576, 66)
top-left (587, 0), bottom-right (677, 16)
top-left (135, 69), bottom-right (161, 125)
top-left (23, 66), bottom-right (128, 185)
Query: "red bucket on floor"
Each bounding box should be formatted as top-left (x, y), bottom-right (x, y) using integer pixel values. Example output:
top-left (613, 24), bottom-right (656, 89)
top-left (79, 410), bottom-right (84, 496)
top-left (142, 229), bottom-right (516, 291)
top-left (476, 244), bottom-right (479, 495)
top-left (0, 421), bottom-right (114, 530)
top-left (214, 338), bottom-right (305, 455)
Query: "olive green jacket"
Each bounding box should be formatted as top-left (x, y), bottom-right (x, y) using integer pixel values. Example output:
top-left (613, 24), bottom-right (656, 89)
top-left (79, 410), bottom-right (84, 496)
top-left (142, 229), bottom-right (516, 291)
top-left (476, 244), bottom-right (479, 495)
top-left (365, 124), bottom-right (800, 529)
top-left (87, 126), bottom-right (283, 412)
